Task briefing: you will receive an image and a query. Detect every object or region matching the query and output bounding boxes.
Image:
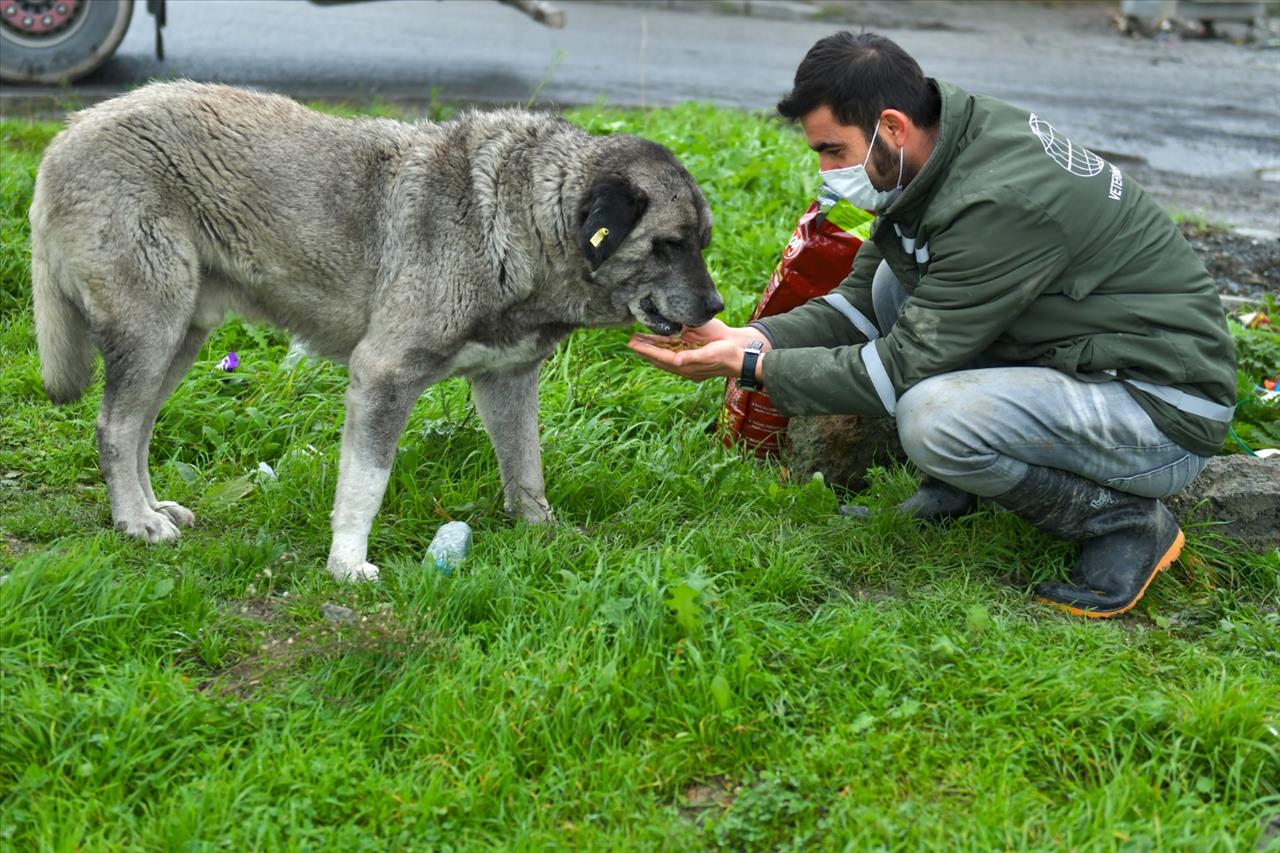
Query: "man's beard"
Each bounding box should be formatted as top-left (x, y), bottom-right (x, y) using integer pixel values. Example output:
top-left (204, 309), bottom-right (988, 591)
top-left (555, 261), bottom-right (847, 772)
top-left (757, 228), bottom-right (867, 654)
top-left (869, 134), bottom-right (915, 191)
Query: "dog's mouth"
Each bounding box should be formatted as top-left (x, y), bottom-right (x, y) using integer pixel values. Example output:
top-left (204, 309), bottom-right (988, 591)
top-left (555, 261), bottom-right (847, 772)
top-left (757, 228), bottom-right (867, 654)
top-left (636, 296), bottom-right (680, 336)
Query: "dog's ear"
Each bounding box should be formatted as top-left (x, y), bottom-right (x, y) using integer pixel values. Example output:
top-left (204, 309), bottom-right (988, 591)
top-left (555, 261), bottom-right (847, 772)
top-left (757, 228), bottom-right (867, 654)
top-left (578, 176), bottom-right (648, 271)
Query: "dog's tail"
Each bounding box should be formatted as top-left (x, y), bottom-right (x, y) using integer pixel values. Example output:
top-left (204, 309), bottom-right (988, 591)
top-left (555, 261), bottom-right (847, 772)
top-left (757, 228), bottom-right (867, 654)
top-left (31, 232), bottom-right (94, 404)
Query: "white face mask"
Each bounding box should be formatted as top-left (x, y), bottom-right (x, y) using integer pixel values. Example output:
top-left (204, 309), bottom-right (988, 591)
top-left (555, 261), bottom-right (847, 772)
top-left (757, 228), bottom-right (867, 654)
top-left (820, 120), bottom-right (904, 212)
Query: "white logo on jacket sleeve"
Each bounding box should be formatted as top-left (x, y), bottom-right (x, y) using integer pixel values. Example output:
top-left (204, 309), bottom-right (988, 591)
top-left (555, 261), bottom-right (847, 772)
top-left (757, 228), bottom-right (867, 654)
top-left (1107, 164), bottom-right (1124, 200)
top-left (1028, 114), bottom-right (1105, 178)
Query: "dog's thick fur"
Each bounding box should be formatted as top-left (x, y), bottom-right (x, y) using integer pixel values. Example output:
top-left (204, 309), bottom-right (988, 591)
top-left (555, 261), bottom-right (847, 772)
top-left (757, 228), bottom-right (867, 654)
top-left (31, 81), bottom-right (720, 581)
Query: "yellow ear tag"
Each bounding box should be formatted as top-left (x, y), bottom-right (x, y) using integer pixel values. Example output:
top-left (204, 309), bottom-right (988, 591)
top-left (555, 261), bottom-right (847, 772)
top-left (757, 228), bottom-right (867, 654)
top-left (590, 227), bottom-right (610, 248)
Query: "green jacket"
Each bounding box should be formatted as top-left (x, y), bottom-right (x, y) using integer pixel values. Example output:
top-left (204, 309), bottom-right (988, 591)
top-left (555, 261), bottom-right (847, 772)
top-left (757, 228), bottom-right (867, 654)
top-left (756, 80), bottom-right (1236, 457)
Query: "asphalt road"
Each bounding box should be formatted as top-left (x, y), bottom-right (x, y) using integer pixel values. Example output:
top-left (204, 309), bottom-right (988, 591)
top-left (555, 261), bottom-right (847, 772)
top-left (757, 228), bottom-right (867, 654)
top-left (3, 0), bottom-right (1277, 229)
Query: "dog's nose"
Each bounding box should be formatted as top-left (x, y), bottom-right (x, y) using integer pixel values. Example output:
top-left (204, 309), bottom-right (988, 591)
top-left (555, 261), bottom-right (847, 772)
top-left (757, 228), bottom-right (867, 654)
top-left (705, 292), bottom-right (725, 316)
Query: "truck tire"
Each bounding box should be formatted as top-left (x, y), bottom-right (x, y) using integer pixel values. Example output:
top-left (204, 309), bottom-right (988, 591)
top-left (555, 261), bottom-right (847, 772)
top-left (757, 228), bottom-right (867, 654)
top-left (1, 0), bottom-right (134, 84)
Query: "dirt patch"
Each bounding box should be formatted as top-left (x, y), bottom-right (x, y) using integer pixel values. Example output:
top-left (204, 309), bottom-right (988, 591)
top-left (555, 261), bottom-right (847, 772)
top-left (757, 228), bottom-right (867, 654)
top-left (1179, 222), bottom-right (1280, 304)
top-left (678, 776), bottom-right (737, 822)
top-left (234, 596), bottom-right (289, 626)
top-left (2, 534), bottom-right (37, 564)
top-left (201, 601), bottom-right (449, 700)
top-left (847, 584), bottom-right (902, 604)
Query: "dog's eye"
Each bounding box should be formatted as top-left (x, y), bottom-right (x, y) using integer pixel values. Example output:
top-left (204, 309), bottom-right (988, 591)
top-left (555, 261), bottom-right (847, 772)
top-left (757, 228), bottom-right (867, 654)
top-left (653, 238), bottom-right (684, 256)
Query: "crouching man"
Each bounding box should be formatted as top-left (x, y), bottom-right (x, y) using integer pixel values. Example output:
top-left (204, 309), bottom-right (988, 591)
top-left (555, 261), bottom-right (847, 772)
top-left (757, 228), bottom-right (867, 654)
top-left (630, 32), bottom-right (1236, 618)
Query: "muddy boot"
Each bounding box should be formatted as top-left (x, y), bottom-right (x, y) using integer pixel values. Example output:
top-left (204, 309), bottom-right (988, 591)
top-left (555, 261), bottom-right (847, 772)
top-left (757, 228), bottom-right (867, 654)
top-left (990, 465), bottom-right (1184, 618)
top-left (840, 475), bottom-right (978, 522)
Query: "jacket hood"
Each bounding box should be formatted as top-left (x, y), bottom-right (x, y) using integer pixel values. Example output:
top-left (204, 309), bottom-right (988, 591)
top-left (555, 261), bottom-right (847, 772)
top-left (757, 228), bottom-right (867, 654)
top-left (878, 79), bottom-right (974, 225)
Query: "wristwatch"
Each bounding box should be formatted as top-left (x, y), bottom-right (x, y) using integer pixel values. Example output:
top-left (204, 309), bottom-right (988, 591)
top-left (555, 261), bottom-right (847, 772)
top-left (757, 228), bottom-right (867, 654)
top-left (736, 340), bottom-right (765, 391)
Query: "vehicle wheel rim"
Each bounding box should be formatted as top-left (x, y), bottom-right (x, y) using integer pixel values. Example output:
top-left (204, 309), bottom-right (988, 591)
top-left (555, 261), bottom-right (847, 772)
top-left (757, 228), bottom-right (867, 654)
top-left (1, 0), bottom-right (89, 48)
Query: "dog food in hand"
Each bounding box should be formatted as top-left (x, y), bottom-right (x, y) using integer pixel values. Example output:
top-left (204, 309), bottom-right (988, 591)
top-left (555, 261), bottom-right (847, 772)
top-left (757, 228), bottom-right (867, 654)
top-left (651, 338), bottom-right (701, 352)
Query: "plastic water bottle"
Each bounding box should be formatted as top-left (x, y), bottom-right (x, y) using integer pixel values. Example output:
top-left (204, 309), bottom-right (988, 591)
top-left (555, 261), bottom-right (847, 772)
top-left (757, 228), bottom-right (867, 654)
top-left (426, 521), bottom-right (472, 576)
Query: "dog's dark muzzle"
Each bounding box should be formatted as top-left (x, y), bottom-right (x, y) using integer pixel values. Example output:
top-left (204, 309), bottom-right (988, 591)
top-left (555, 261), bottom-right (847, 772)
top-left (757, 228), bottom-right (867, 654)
top-left (638, 296), bottom-right (680, 336)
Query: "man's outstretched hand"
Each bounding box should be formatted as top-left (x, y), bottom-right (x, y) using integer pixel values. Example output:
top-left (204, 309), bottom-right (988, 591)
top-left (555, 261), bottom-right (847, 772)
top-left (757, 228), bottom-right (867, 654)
top-left (627, 319), bottom-right (771, 383)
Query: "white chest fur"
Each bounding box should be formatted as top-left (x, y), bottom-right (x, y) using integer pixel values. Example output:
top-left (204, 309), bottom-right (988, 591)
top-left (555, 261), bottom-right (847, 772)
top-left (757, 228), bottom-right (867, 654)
top-left (446, 336), bottom-right (548, 376)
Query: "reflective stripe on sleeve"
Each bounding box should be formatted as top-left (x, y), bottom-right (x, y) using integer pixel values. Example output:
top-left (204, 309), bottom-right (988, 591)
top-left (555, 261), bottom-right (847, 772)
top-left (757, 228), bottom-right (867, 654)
top-left (1123, 379), bottom-right (1237, 424)
top-left (860, 340), bottom-right (898, 415)
top-left (821, 294), bottom-right (880, 341)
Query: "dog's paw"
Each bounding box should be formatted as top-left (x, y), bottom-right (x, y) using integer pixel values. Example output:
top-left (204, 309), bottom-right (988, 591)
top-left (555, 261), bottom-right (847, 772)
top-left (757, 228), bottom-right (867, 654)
top-left (154, 501), bottom-right (196, 528)
top-left (327, 559), bottom-right (380, 583)
top-left (115, 511), bottom-right (182, 543)
top-left (510, 501), bottom-right (555, 524)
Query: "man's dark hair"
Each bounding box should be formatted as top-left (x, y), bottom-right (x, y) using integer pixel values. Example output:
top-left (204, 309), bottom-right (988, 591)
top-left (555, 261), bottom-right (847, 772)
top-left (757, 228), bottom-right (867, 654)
top-left (777, 32), bottom-right (941, 135)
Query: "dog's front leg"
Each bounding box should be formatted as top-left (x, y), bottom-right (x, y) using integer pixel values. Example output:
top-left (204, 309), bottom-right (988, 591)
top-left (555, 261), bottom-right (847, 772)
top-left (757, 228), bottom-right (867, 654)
top-left (470, 363), bottom-right (554, 523)
top-left (326, 343), bottom-right (438, 582)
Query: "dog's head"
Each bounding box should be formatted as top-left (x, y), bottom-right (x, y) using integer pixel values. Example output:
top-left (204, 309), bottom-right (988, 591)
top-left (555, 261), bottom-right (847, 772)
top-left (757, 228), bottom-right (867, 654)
top-left (578, 137), bottom-right (721, 335)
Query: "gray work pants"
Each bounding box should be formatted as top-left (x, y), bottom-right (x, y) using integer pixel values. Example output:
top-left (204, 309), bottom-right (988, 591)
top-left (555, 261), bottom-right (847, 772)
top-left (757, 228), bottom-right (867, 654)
top-left (871, 261), bottom-right (1210, 499)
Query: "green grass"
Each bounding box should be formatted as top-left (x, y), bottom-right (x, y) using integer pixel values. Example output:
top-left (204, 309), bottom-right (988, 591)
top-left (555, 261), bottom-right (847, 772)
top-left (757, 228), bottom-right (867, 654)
top-left (2, 104), bottom-right (1278, 851)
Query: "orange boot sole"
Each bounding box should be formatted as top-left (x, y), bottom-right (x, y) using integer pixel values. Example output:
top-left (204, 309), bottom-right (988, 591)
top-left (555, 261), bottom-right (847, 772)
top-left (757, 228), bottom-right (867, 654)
top-left (1037, 528), bottom-right (1185, 619)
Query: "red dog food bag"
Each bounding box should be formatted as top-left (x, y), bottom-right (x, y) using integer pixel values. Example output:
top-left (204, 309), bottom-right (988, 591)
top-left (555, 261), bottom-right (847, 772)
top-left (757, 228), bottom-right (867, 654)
top-left (722, 190), bottom-right (873, 458)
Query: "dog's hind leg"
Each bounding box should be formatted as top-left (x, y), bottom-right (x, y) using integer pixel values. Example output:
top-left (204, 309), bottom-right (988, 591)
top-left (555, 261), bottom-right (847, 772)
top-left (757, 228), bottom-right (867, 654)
top-left (98, 318), bottom-right (190, 543)
top-left (326, 338), bottom-right (444, 582)
top-left (135, 325), bottom-right (211, 529)
top-left (470, 364), bottom-right (554, 523)
top-left (92, 221), bottom-right (200, 544)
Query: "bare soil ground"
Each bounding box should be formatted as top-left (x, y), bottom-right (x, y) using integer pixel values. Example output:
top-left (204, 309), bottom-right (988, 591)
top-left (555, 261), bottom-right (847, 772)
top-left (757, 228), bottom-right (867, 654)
top-left (1180, 222), bottom-right (1280, 303)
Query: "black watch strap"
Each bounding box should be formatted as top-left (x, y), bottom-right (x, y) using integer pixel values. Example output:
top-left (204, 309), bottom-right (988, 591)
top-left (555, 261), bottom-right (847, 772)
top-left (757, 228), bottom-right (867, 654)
top-left (736, 340), bottom-right (765, 391)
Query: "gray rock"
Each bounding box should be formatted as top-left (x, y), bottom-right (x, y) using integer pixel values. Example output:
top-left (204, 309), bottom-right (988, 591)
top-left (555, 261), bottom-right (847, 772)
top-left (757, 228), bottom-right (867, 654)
top-left (1166, 455), bottom-right (1280, 553)
top-left (320, 603), bottom-right (356, 624)
top-left (783, 415), bottom-right (907, 493)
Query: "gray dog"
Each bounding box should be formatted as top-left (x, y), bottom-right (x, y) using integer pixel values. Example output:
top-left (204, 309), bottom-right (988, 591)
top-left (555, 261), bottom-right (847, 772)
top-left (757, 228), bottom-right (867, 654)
top-left (31, 81), bottom-right (720, 581)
